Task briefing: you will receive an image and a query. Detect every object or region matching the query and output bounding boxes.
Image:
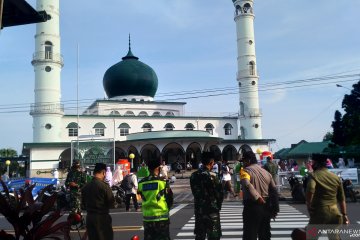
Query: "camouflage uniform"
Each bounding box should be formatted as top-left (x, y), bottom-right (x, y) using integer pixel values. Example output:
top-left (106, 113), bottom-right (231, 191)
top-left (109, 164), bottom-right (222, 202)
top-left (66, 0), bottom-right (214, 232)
top-left (190, 166), bottom-right (224, 240)
top-left (65, 168), bottom-right (87, 213)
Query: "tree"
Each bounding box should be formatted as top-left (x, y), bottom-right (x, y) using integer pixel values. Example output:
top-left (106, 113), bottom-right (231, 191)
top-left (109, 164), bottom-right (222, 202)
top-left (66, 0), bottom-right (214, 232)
top-left (0, 148), bottom-right (17, 157)
top-left (323, 131), bottom-right (333, 141)
top-left (331, 110), bottom-right (345, 146)
top-left (331, 81), bottom-right (360, 146)
top-left (341, 81), bottom-right (360, 145)
top-left (0, 148), bottom-right (18, 176)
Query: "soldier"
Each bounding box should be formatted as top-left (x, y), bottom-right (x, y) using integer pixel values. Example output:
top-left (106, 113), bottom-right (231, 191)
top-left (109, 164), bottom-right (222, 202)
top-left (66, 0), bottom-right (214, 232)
top-left (65, 161), bottom-right (87, 213)
top-left (82, 163), bottom-right (115, 240)
top-left (263, 156), bottom-right (278, 184)
top-left (190, 152), bottom-right (224, 240)
top-left (138, 158), bottom-right (173, 240)
top-left (306, 154), bottom-right (349, 239)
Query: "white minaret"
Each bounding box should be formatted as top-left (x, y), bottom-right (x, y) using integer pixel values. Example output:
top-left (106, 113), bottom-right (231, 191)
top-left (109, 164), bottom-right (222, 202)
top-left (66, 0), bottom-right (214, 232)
top-left (232, 0), bottom-right (262, 139)
top-left (31, 0), bottom-right (63, 142)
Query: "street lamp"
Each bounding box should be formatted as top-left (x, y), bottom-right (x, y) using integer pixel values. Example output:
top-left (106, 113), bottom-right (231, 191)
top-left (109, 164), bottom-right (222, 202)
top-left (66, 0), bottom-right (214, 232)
top-left (336, 84), bottom-right (360, 96)
top-left (5, 159), bottom-right (11, 176)
top-left (129, 153), bottom-right (135, 169)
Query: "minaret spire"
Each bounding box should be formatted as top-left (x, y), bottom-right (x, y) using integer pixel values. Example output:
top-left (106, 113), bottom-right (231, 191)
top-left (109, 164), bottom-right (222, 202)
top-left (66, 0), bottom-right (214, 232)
top-left (31, 0), bottom-right (63, 142)
top-left (232, 0), bottom-right (262, 139)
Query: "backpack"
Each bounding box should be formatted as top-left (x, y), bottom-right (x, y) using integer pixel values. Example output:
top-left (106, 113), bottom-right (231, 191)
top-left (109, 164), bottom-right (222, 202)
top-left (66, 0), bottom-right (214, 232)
top-left (120, 175), bottom-right (133, 190)
top-left (222, 164), bottom-right (229, 173)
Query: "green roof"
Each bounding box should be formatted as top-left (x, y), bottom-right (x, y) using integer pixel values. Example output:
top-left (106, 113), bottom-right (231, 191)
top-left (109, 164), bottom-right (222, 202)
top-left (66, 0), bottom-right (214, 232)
top-left (93, 122), bottom-right (106, 128)
top-left (224, 123), bottom-right (233, 129)
top-left (118, 123), bottom-right (131, 128)
top-left (274, 148), bottom-right (291, 159)
top-left (286, 141), bottom-right (330, 158)
top-left (126, 130), bottom-right (222, 142)
top-left (23, 142), bottom-right (71, 149)
top-left (66, 122), bottom-right (79, 128)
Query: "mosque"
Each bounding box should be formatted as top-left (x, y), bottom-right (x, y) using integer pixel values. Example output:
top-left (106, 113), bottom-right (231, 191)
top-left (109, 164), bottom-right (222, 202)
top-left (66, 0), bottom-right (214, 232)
top-left (23, 0), bottom-right (275, 177)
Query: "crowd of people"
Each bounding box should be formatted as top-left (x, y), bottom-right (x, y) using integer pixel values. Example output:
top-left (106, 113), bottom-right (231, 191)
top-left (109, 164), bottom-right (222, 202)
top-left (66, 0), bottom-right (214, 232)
top-left (57, 150), bottom-right (352, 240)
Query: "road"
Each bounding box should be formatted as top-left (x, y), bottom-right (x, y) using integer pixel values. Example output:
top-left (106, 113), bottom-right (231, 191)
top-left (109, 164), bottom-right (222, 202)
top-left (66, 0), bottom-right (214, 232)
top-left (1, 177), bottom-right (359, 239)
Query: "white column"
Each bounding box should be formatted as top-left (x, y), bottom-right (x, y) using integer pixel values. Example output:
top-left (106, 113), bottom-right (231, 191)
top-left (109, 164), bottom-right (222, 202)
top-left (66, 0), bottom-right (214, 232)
top-left (232, 0), bottom-right (262, 139)
top-left (31, 0), bottom-right (63, 142)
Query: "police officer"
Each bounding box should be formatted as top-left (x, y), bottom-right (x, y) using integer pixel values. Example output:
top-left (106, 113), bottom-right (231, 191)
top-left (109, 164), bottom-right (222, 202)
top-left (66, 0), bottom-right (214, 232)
top-left (306, 154), bottom-right (349, 239)
top-left (65, 161), bottom-right (87, 213)
top-left (138, 158), bottom-right (173, 240)
top-left (240, 150), bottom-right (279, 240)
top-left (82, 163), bottom-right (114, 240)
top-left (190, 152), bottom-right (224, 240)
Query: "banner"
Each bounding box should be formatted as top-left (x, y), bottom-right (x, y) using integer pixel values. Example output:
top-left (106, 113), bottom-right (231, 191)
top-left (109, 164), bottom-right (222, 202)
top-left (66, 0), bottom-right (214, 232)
top-left (329, 168), bottom-right (358, 184)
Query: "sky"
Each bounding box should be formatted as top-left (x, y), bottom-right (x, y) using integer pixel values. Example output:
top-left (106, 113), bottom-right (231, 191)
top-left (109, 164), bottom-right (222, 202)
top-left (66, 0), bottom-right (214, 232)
top-left (0, 0), bottom-right (360, 154)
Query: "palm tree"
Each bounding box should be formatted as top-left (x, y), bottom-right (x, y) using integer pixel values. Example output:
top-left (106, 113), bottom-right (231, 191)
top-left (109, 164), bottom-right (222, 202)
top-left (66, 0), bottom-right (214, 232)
top-left (0, 148), bottom-right (18, 158)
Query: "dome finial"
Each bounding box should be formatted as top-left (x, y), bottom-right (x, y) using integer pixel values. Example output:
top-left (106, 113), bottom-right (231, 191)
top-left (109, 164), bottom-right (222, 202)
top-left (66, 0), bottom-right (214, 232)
top-left (123, 34), bottom-right (139, 60)
top-left (128, 33), bottom-right (131, 51)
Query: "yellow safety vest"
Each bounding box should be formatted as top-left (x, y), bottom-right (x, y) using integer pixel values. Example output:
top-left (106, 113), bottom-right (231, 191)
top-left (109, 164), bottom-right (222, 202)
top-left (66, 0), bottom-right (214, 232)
top-left (138, 179), bottom-right (169, 222)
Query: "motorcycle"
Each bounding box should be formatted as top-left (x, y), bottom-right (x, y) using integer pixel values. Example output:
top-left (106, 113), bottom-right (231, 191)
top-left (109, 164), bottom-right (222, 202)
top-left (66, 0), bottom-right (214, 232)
top-left (342, 178), bottom-right (358, 202)
top-left (288, 175), bottom-right (305, 202)
top-left (111, 184), bottom-right (126, 208)
top-left (56, 185), bottom-right (85, 230)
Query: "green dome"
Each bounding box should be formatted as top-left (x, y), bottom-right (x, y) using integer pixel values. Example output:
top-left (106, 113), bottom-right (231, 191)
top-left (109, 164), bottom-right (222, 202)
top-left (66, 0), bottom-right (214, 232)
top-left (103, 47), bottom-right (158, 99)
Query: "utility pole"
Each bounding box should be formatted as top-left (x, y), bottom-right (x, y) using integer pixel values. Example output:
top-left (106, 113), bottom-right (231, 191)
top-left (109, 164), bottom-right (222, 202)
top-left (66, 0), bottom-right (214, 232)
top-left (0, 0), bottom-right (4, 29)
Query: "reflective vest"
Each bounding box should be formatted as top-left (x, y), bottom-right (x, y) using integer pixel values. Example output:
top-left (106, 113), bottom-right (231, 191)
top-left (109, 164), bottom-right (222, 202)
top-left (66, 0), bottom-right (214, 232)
top-left (138, 178), bottom-right (169, 222)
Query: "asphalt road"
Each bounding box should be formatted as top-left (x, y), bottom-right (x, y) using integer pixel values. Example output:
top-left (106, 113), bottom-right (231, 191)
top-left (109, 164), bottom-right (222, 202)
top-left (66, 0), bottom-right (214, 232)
top-left (1, 176), bottom-right (359, 239)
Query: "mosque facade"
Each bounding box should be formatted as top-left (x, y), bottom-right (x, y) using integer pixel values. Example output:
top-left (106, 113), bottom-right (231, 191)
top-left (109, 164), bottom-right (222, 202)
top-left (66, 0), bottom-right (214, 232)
top-left (23, 0), bottom-right (274, 177)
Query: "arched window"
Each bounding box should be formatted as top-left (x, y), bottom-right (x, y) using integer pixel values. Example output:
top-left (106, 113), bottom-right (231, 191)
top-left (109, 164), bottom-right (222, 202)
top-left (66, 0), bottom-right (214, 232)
top-left (152, 111), bottom-right (162, 117)
top-left (205, 123), bottom-right (214, 135)
top-left (240, 101), bottom-right (245, 116)
top-left (142, 123), bottom-right (153, 132)
top-left (93, 122), bottom-right (106, 136)
top-left (240, 127), bottom-right (245, 139)
top-left (118, 123), bottom-right (130, 136)
top-left (243, 3), bottom-right (253, 14)
top-left (44, 41), bottom-right (53, 60)
top-left (224, 123), bottom-right (233, 135)
top-left (124, 111), bottom-right (135, 116)
top-left (165, 111), bottom-right (175, 116)
top-left (249, 61), bottom-right (255, 75)
top-left (110, 110), bottom-right (120, 116)
top-left (164, 123), bottom-right (175, 131)
top-left (185, 123), bottom-right (195, 131)
top-left (139, 111), bottom-right (148, 117)
top-left (66, 122), bottom-right (79, 137)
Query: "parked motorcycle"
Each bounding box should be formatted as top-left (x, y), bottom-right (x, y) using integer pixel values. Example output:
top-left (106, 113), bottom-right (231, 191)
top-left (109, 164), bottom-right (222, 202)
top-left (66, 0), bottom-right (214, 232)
top-left (342, 178), bottom-right (358, 202)
top-left (111, 184), bottom-right (126, 208)
top-left (56, 185), bottom-right (85, 230)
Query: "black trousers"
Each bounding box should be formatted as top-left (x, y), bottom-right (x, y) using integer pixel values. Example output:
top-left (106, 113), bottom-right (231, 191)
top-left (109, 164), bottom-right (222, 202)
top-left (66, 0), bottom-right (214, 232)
top-left (86, 213), bottom-right (113, 240)
top-left (243, 201), bottom-right (271, 240)
top-left (125, 193), bottom-right (139, 211)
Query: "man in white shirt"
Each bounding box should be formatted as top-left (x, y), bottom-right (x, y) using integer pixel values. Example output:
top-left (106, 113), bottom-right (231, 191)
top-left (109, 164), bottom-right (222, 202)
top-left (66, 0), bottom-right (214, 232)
top-left (212, 162), bottom-right (219, 175)
top-left (123, 171), bottom-right (139, 212)
top-left (160, 161), bottom-right (169, 179)
top-left (222, 162), bottom-right (237, 198)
